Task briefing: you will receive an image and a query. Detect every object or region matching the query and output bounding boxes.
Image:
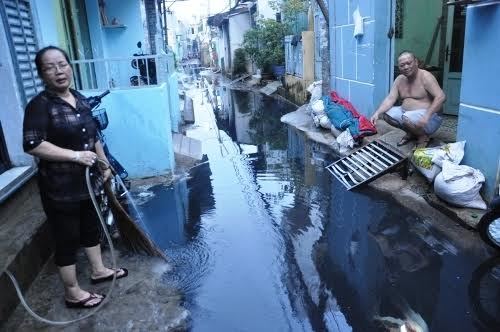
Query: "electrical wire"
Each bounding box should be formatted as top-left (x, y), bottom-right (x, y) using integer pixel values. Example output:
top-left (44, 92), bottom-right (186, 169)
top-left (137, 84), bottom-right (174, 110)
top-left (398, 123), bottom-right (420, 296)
top-left (5, 159), bottom-right (119, 326)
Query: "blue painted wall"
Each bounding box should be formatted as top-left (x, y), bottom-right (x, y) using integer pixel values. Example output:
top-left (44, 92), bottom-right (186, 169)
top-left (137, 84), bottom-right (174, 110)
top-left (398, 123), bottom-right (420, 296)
top-left (84, 0), bottom-right (147, 87)
top-left (83, 84), bottom-right (175, 177)
top-left (168, 71), bottom-right (180, 132)
top-left (32, 0), bottom-right (59, 47)
top-left (457, 4), bottom-right (500, 201)
top-left (328, 0), bottom-right (390, 118)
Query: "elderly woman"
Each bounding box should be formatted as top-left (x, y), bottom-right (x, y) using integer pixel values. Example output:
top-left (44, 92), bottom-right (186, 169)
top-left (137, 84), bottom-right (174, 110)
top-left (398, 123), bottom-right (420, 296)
top-left (23, 46), bottom-right (128, 309)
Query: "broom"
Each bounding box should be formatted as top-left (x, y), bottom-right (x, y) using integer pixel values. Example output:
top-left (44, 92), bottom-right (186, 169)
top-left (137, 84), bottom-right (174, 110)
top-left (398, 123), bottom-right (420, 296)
top-left (91, 160), bottom-right (167, 259)
top-left (103, 180), bottom-right (167, 259)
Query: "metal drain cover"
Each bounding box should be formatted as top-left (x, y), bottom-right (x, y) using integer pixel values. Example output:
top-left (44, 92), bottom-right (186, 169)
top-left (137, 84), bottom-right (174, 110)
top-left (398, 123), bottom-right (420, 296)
top-left (326, 140), bottom-right (407, 190)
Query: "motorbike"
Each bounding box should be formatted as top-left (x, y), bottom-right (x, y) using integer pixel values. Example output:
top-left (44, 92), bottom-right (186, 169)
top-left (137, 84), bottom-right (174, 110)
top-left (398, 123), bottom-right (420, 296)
top-left (130, 41), bottom-right (157, 86)
top-left (86, 90), bottom-right (129, 239)
top-left (477, 195), bottom-right (500, 250)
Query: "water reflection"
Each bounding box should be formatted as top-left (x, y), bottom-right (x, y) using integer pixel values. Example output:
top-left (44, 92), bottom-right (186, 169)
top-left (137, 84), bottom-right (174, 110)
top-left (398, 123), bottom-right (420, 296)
top-left (134, 157), bottom-right (214, 248)
top-left (133, 88), bottom-right (491, 331)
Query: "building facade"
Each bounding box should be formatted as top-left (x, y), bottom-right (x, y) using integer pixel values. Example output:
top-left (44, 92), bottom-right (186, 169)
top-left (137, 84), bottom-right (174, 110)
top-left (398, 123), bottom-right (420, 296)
top-left (328, 0), bottom-right (500, 202)
top-left (0, 0), bottom-right (181, 202)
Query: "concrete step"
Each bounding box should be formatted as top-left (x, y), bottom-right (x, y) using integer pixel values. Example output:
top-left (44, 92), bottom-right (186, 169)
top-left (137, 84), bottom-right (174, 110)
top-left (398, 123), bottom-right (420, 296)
top-left (182, 95), bottom-right (195, 124)
top-left (173, 133), bottom-right (203, 161)
top-left (0, 177), bottom-right (52, 327)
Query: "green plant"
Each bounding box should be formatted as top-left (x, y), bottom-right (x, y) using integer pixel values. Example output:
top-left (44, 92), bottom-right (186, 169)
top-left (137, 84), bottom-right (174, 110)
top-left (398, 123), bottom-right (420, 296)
top-left (242, 19), bottom-right (287, 72)
top-left (232, 48), bottom-right (247, 75)
top-left (269, 0), bottom-right (308, 33)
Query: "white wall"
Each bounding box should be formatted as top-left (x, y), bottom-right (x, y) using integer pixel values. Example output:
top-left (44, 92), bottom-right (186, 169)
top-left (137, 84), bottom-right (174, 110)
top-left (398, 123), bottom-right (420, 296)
top-left (228, 12), bottom-right (251, 71)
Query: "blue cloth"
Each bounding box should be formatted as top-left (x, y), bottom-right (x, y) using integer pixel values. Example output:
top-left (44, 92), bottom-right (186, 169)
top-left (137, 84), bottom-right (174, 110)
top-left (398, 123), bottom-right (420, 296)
top-left (322, 96), bottom-right (360, 137)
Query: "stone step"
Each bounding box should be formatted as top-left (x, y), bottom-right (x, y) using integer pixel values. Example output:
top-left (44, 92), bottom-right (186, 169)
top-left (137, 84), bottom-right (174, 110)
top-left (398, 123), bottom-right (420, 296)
top-left (0, 177), bottom-right (53, 327)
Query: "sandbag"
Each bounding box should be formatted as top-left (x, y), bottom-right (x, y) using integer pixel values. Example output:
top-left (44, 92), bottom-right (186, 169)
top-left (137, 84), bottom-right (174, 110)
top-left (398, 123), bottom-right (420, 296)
top-left (307, 80), bottom-right (323, 103)
top-left (434, 160), bottom-right (487, 210)
top-left (412, 141), bottom-right (465, 182)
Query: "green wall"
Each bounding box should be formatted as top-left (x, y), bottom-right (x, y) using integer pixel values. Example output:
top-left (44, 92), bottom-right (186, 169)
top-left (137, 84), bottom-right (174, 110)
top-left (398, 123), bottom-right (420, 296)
top-left (395, 0), bottom-right (443, 67)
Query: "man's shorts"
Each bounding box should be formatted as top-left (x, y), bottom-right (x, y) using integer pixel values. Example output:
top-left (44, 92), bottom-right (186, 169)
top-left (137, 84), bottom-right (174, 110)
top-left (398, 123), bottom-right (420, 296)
top-left (386, 106), bottom-right (442, 135)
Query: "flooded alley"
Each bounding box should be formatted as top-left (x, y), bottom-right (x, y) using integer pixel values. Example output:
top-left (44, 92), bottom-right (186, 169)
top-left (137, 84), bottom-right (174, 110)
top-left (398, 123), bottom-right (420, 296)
top-left (132, 84), bottom-right (498, 332)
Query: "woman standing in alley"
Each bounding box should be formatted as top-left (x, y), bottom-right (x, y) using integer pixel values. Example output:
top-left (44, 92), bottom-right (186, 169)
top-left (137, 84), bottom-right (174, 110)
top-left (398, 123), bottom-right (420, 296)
top-left (22, 46), bottom-right (128, 309)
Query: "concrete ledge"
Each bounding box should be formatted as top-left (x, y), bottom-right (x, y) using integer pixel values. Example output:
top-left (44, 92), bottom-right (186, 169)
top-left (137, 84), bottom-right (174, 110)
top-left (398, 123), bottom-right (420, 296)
top-left (0, 177), bottom-right (53, 326)
top-left (0, 166), bottom-right (36, 205)
top-left (281, 106), bottom-right (486, 231)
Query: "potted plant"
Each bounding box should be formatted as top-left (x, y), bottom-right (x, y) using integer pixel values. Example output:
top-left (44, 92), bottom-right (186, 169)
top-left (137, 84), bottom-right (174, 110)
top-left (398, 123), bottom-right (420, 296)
top-left (243, 19), bottom-right (287, 79)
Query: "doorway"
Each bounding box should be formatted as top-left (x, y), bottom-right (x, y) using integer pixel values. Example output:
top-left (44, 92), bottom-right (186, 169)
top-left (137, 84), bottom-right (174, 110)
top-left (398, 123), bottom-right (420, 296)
top-left (391, 0), bottom-right (466, 116)
top-left (442, 5), bottom-right (466, 115)
top-left (58, 0), bottom-right (97, 90)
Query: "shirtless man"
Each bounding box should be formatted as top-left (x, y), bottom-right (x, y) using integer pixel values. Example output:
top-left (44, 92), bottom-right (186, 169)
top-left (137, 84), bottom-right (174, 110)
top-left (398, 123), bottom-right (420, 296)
top-left (370, 51), bottom-right (446, 147)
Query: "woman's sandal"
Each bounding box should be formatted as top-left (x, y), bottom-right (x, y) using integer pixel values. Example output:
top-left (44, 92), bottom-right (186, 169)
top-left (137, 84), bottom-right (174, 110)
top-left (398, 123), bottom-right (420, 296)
top-left (397, 134), bottom-right (415, 146)
top-left (90, 268), bottom-right (128, 284)
top-left (65, 293), bottom-right (105, 309)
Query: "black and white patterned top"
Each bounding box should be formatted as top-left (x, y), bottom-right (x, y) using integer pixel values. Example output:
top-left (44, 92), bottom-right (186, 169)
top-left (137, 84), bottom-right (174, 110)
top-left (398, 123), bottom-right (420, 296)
top-left (23, 89), bottom-right (102, 202)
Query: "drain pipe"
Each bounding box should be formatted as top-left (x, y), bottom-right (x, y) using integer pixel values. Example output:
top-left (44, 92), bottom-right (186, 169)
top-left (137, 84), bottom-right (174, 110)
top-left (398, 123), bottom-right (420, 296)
top-left (5, 160), bottom-right (118, 325)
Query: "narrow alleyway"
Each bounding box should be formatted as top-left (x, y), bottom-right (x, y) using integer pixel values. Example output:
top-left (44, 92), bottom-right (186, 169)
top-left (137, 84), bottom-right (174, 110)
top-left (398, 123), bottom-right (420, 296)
top-left (3, 79), bottom-right (498, 331)
top-left (132, 79), bottom-right (498, 331)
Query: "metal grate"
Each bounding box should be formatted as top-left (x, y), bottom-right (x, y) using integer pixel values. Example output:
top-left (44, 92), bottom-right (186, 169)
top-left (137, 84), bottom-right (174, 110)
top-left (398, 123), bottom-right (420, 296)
top-left (326, 140), bottom-right (407, 190)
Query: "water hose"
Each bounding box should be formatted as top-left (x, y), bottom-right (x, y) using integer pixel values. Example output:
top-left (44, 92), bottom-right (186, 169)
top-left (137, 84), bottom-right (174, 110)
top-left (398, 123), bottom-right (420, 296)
top-left (4, 159), bottom-right (119, 325)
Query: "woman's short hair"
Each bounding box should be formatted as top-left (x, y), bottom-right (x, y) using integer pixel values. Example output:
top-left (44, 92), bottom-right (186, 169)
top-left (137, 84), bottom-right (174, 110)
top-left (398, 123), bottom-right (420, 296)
top-left (34, 46), bottom-right (71, 76)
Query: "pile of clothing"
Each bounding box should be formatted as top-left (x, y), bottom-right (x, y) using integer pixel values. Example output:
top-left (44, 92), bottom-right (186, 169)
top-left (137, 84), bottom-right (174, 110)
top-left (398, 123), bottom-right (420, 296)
top-left (308, 82), bottom-right (377, 141)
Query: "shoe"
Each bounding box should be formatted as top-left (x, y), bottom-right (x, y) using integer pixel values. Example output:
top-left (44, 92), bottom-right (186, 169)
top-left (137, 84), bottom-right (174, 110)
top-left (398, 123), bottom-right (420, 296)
top-left (90, 268), bottom-right (128, 284)
top-left (65, 293), bottom-right (105, 309)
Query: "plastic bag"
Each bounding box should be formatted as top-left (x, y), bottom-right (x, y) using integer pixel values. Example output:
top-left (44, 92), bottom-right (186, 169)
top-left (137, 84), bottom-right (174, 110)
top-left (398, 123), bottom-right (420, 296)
top-left (318, 114), bottom-right (331, 129)
top-left (310, 99), bottom-right (325, 115)
top-left (434, 160), bottom-right (487, 210)
top-left (412, 141), bottom-right (465, 182)
top-left (307, 80), bottom-right (323, 103)
top-left (337, 129), bottom-right (355, 155)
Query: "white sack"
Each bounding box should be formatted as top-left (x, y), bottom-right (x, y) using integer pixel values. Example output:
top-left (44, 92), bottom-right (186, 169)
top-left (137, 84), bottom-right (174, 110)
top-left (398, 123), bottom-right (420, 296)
top-left (307, 80), bottom-right (323, 103)
top-left (412, 141), bottom-right (465, 182)
top-left (434, 160), bottom-right (487, 210)
top-left (319, 114), bottom-right (332, 129)
top-left (337, 129), bottom-right (355, 155)
top-left (311, 99), bottom-right (325, 115)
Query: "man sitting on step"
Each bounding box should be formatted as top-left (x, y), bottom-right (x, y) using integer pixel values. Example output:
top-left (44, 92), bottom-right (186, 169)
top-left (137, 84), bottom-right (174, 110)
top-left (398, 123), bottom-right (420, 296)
top-left (370, 51), bottom-right (446, 148)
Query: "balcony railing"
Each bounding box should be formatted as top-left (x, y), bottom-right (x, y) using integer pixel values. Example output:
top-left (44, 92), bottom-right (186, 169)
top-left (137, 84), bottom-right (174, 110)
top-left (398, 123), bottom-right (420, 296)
top-left (71, 53), bottom-right (175, 91)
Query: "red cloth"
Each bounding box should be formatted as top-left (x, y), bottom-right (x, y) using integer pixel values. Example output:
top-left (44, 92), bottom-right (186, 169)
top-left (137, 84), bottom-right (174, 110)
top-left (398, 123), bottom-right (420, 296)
top-left (329, 91), bottom-right (377, 138)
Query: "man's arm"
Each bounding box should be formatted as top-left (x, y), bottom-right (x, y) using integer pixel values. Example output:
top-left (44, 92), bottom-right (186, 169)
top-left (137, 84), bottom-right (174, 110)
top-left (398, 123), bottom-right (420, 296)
top-left (370, 78), bottom-right (400, 125)
top-left (423, 71), bottom-right (446, 117)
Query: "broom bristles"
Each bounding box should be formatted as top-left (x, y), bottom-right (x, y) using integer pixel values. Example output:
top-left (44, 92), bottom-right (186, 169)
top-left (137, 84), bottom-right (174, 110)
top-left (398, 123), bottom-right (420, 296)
top-left (104, 181), bottom-right (167, 260)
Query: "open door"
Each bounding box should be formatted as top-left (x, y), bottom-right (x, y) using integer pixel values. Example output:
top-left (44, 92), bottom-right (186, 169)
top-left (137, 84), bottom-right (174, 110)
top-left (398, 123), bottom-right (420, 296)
top-left (442, 5), bottom-right (466, 115)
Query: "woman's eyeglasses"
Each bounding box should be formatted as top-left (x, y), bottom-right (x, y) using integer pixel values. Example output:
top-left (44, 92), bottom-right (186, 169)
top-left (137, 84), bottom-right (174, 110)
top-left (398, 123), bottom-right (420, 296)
top-left (42, 62), bottom-right (69, 74)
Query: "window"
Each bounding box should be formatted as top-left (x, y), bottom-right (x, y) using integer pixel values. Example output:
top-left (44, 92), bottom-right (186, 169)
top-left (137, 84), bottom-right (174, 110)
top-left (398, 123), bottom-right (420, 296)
top-left (0, 0), bottom-right (43, 106)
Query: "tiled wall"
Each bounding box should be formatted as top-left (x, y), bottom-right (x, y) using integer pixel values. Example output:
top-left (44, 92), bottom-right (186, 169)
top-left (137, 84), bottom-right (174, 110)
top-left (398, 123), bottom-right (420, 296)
top-left (329, 0), bottom-right (390, 118)
top-left (457, 3), bottom-right (500, 201)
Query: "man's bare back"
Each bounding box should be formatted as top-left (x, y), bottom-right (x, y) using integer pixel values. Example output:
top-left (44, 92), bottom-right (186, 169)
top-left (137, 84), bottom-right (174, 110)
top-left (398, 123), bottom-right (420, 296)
top-left (396, 69), bottom-right (433, 111)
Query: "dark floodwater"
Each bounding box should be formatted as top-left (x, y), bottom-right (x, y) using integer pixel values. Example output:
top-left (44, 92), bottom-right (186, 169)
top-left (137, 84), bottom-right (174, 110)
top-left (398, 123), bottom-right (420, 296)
top-left (133, 89), bottom-right (498, 331)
